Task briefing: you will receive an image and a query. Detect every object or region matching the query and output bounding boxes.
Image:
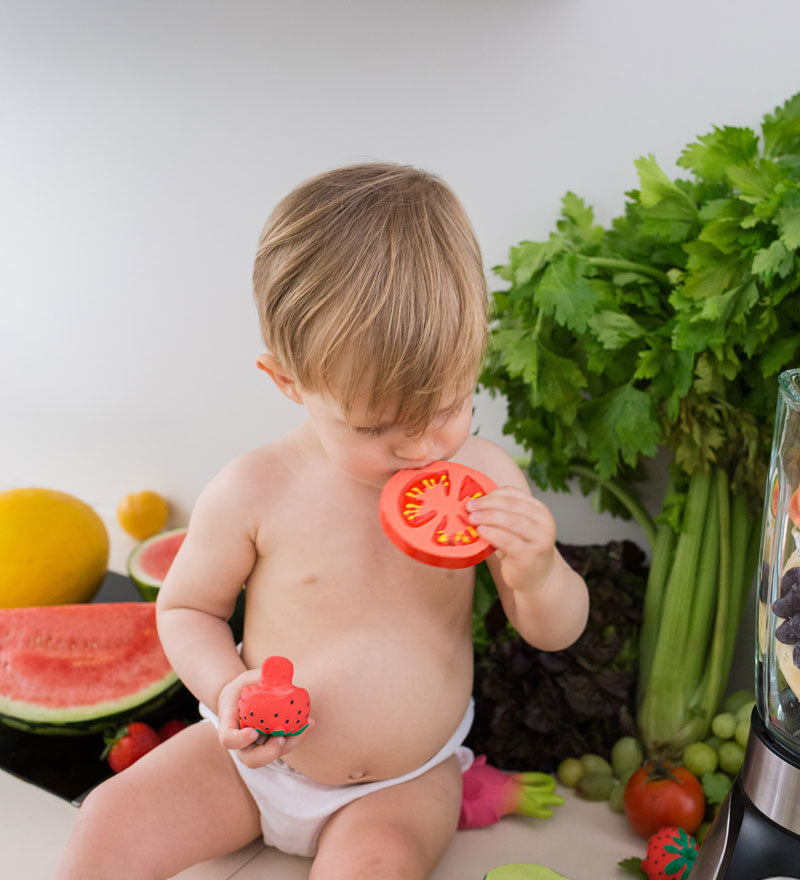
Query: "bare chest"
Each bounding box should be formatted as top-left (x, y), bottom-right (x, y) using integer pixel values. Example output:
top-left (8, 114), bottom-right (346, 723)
top-left (237, 472), bottom-right (476, 782)
top-left (243, 484), bottom-right (474, 647)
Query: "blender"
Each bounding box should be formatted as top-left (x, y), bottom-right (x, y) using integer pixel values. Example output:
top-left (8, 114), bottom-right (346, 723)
top-left (693, 368), bottom-right (800, 878)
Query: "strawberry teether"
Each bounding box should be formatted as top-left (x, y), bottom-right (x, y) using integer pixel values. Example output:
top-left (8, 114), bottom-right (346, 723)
top-left (641, 826), bottom-right (698, 880)
top-left (238, 656), bottom-right (310, 737)
top-left (379, 460), bottom-right (497, 569)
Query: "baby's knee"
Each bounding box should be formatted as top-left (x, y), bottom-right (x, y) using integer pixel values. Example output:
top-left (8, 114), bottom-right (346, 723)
top-left (79, 774), bottom-right (135, 830)
top-left (57, 778), bottom-right (157, 880)
top-left (363, 826), bottom-right (428, 878)
top-left (311, 824), bottom-right (426, 880)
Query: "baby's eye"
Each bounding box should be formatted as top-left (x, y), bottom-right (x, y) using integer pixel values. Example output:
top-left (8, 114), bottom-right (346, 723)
top-left (354, 424), bottom-right (387, 437)
top-left (434, 402), bottom-right (466, 427)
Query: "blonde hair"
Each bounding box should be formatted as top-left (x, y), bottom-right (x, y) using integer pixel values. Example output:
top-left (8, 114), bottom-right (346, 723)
top-left (253, 162), bottom-right (488, 433)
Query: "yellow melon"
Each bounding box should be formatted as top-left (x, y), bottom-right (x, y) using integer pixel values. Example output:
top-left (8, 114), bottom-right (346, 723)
top-left (0, 488), bottom-right (109, 607)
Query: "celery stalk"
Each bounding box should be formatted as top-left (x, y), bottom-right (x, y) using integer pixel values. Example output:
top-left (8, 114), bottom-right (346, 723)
top-left (690, 469), bottom-right (732, 735)
top-left (585, 257), bottom-right (671, 288)
top-left (637, 470), bottom-right (679, 704)
top-left (636, 519), bottom-right (675, 704)
top-left (726, 493), bottom-right (755, 642)
top-left (638, 467), bottom-right (713, 757)
top-left (727, 492), bottom-right (750, 608)
top-left (720, 500), bottom-right (759, 680)
top-left (683, 479), bottom-right (720, 700)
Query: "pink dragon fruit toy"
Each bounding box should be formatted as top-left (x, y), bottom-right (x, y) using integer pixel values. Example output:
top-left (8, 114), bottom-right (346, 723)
top-left (459, 754), bottom-right (564, 829)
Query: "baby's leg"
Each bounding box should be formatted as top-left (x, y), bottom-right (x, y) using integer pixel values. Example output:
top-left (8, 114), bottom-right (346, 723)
top-left (54, 719), bottom-right (261, 880)
top-left (310, 754), bottom-right (463, 880)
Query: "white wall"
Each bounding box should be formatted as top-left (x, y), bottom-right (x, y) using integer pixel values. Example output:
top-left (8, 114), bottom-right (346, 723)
top-left (2, 1), bottom-right (797, 682)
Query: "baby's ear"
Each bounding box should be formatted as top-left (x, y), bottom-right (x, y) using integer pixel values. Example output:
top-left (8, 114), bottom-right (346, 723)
top-left (256, 354), bottom-right (303, 405)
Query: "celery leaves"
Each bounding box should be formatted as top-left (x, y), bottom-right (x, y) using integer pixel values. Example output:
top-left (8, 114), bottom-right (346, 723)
top-left (481, 91), bottom-right (800, 758)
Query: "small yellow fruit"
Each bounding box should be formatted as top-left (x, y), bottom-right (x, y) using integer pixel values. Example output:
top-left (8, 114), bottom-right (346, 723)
top-left (117, 491), bottom-right (169, 540)
top-left (0, 488), bottom-right (109, 607)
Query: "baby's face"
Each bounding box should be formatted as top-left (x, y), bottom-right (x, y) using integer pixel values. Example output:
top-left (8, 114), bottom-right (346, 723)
top-left (302, 390), bottom-right (474, 489)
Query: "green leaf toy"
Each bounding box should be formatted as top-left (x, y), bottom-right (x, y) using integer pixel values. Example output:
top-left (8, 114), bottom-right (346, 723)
top-left (484, 866), bottom-right (572, 880)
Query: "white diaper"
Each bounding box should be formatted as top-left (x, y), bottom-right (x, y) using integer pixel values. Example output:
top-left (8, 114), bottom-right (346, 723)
top-left (198, 698), bottom-right (474, 858)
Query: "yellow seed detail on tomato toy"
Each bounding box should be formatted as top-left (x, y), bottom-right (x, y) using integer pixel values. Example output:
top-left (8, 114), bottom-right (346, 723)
top-left (399, 470), bottom-right (485, 548)
top-left (380, 461), bottom-right (498, 569)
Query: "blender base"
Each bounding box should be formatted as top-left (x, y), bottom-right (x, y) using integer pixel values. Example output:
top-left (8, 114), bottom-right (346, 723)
top-left (692, 710), bottom-right (800, 878)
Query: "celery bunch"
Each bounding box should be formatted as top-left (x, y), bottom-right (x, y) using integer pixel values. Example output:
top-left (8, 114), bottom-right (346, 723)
top-left (481, 92), bottom-right (800, 758)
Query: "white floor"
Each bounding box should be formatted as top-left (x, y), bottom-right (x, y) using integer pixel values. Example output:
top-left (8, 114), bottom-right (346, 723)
top-left (2, 767), bottom-right (646, 879)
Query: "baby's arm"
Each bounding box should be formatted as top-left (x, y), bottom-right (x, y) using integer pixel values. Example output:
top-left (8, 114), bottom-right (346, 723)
top-left (156, 455), bottom-right (310, 766)
top-left (467, 449), bottom-right (589, 652)
top-left (156, 459), bottom-right (256, 711)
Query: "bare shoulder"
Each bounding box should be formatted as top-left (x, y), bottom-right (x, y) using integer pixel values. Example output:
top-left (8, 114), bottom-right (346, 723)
top-left (215, 438), bottom-right (294, 493)
top-left (455, 434), bottom-right (530, 493)
top-left (192, 429), bottom-right (303, 531)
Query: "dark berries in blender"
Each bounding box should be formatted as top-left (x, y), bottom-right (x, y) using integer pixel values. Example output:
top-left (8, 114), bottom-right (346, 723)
top-left (779, 566), bottom-right (800, 597)
top-left (772, 587), bottom-right (800, 619)
top-left (776, 614), bottom-right (800, 644)
top-left (760, 562), bottom-right (771, 602)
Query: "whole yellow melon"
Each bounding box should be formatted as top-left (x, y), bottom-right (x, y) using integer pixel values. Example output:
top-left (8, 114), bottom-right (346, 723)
top-left (0, 488), bottom-right (109, 608)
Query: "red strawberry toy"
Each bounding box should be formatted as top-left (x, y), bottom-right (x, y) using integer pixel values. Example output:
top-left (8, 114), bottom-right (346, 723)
top-left (641, 825), bottom-right (699, 880)
top-left (238, 656), bottom-right (310, 738)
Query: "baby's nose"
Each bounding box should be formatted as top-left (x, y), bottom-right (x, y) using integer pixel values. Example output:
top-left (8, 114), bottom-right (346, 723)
top-left (393, 434), bottom-right (434, 462)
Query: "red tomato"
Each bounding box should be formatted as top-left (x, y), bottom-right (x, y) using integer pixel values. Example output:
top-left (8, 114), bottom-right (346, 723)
top-left (379, 461), bottom-right (497, 569)
top-left (623, 762), bottom-right (705, 838)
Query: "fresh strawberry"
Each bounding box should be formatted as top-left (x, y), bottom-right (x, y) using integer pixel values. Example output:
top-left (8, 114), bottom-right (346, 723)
top-left (458, 754), bottom-right (564, 829)
top-left (102, 722), bottom-right (161, 773)
top-left (641, 825), bottom-right (698, 880)
top-left (157, 719), bottom-right (188, 741)
top-left (238, 656), bottom-right (310, 737)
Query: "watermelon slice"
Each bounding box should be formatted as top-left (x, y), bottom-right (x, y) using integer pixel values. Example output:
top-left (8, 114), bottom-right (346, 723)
top-left (127, 526), bottom-right (246, 642)
top-left (127, 527), bottom-right (188, 602)
top-left (0, 602), bottom-right (180, 735)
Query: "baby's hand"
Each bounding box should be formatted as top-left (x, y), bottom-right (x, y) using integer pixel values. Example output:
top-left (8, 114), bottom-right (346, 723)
top-left (466, 485), bottom-right (557, 593)
top-left (216, 669), bottom-right (314, 769)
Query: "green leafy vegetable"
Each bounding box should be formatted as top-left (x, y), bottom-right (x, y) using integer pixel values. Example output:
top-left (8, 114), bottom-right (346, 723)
top-left (468, 541), bottom-right (646, 771)
top-left (701, 770), bottom-right (734, 807)
top-left (481, 92), bottom-right (800, 759)
top-left (617, 857), bottom-right (647, 879)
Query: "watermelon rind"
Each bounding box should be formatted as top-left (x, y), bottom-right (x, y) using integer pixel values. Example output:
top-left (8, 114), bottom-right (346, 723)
top-left (0, 673), bottom-right (182, 736)
top-left (127, 527), bottom-right (188, 602)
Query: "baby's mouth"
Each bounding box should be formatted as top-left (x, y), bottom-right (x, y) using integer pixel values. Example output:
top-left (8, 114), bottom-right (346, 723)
top-left (392, 457), bottom-right (449, 474)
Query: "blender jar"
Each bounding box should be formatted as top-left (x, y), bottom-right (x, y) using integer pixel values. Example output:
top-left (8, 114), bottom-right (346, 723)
top-left (691, 366), bottom-right (800, 879)
top-left (757, 368), bottom-right (800, 753)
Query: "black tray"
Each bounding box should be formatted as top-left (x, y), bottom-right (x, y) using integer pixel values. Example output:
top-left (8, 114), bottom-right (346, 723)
top-left (0, 572), bottom-right (201, 804)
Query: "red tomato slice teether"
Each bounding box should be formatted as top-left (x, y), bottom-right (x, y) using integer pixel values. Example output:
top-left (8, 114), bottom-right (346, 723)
top-left (379, 460), bottom-right (497, 569)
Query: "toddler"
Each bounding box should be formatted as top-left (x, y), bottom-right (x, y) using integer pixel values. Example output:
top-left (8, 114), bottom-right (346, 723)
top-left (56, 162), bottom-right (589, 880)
